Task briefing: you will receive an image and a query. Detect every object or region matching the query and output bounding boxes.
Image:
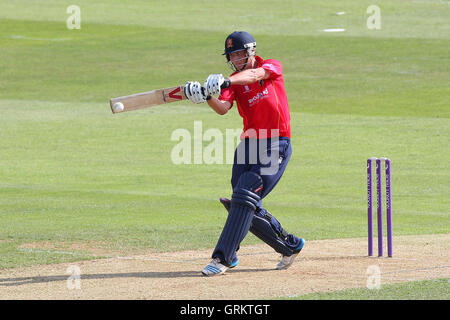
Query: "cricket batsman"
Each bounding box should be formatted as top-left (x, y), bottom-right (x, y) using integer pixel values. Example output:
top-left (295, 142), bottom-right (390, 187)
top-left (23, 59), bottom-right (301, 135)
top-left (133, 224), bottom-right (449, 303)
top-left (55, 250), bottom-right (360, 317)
top-left (184, 31), bottom-right (305, 276)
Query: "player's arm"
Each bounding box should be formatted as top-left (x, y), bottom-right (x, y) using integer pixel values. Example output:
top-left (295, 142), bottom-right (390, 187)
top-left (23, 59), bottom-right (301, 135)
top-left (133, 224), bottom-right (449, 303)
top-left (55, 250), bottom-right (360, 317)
top-left (203, 68), bottom-right (270, 100)
top-left (228, 67), bottom-right (270, 85)
top-left (202, 69), bottom-right (269, 115)
top-left (206, 97), bottom-right (231, 115)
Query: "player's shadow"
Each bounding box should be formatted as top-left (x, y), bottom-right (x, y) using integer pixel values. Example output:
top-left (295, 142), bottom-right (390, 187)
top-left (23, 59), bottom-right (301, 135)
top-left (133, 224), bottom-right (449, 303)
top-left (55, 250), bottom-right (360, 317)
top-left (0, 271), bottom-right (200, 287)
top-left (0, 268), bottom-right (272, 287)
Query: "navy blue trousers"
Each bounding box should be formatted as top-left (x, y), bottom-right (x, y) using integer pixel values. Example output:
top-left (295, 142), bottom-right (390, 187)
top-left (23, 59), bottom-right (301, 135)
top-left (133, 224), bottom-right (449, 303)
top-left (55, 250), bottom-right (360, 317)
top-left (212, 137), bottom-right (302, 265)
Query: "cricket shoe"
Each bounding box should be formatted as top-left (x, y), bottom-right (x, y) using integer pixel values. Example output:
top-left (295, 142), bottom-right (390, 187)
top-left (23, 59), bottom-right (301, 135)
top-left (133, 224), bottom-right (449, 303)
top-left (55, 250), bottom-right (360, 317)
top-left (276, 238), bottom-right (305, 270)
top-left (202, 258), bottom-right (238, 276)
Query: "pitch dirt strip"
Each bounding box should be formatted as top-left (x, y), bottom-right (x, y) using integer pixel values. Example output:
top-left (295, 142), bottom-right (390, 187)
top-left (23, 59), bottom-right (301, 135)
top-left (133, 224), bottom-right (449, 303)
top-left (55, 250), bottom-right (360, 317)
top-left (0, 235), bottom-right (448, 300)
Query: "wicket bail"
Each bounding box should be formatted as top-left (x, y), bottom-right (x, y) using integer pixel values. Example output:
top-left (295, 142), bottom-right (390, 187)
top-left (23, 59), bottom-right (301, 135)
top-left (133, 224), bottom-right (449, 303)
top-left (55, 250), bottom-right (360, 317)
top-left (367, 157), bottom-right (393, 257)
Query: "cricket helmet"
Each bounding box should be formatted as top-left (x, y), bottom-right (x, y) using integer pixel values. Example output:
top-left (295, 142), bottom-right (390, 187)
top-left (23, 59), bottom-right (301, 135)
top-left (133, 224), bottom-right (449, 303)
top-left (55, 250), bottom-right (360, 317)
top-left (223, 31), bottom-right (256, 63)
top-left (223, 31), bottom-right (256, 71)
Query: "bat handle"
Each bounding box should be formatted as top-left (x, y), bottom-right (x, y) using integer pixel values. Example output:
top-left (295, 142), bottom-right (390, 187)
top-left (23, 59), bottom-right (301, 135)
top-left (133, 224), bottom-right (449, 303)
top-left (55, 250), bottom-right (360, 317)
top-left (221, 78), bottom-right (231, 89)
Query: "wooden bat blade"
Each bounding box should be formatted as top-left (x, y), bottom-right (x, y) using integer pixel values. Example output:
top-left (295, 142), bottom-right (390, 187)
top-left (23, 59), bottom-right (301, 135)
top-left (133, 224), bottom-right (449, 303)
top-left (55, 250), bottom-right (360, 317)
top-left (110, 85), bottom-right (186, 113)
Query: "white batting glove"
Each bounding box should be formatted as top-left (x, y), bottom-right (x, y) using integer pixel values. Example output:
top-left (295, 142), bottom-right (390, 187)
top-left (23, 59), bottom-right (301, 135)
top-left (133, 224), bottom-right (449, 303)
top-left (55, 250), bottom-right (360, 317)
top-left (184, 81), bottom-right (206, 104)
top-left (204, 74), bottom-right (230, 97)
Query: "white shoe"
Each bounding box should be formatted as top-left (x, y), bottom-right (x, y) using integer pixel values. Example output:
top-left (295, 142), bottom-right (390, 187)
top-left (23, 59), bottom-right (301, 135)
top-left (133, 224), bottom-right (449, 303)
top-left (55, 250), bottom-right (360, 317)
top-left (202, 258), bottom-right (238, 276)
top-left (276, 238), bottom-right (305, 270)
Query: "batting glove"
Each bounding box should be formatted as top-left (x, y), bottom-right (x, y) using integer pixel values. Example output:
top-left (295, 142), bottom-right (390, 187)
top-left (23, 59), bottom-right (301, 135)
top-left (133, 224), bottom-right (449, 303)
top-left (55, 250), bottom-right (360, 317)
top-left (184, 81), bottom-right (207, 104)
top-left (204, 74), bottom-right (230, 97)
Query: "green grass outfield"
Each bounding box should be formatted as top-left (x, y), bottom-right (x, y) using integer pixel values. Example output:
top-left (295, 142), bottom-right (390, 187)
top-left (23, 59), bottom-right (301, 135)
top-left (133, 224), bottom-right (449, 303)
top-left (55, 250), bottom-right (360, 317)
top-left (281, 278), bottom-right (450, 300)
top-left (0, 0), bottom-right (449, 298)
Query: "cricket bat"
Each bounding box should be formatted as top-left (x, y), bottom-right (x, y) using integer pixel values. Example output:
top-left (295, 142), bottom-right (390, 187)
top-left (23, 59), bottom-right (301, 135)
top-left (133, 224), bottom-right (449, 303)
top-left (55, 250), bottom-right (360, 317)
top-left (110, 85), bottom-right (186, 114)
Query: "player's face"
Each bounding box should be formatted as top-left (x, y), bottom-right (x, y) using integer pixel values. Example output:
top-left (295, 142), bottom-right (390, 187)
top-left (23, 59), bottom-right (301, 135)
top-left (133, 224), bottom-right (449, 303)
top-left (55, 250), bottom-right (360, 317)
top-left (229, 50), bottom-right (249, 70)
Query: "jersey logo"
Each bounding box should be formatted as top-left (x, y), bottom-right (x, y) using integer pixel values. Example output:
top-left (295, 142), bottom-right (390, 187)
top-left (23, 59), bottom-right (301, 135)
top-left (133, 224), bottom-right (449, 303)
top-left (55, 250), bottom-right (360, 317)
top-left (248, 88), bottom-right (269, 106)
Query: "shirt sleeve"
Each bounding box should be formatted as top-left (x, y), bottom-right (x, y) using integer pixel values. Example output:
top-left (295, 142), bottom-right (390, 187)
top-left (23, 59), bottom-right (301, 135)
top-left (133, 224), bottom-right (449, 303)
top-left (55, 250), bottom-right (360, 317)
top-left (218, 86), bottom-right (235, 108)
top-left (261, 59), bottom-right (283, 80)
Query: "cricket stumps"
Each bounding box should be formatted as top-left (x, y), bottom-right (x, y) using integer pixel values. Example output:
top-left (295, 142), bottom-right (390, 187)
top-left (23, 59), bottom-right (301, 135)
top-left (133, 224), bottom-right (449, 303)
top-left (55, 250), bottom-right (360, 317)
top-left (367, 157), bottom-right (393, 257)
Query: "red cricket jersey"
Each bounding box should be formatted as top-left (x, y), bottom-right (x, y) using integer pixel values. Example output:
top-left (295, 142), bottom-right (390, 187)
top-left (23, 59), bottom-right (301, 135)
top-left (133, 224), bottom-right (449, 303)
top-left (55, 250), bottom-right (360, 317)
top-left (218, 56), bottom-right (291, 139)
